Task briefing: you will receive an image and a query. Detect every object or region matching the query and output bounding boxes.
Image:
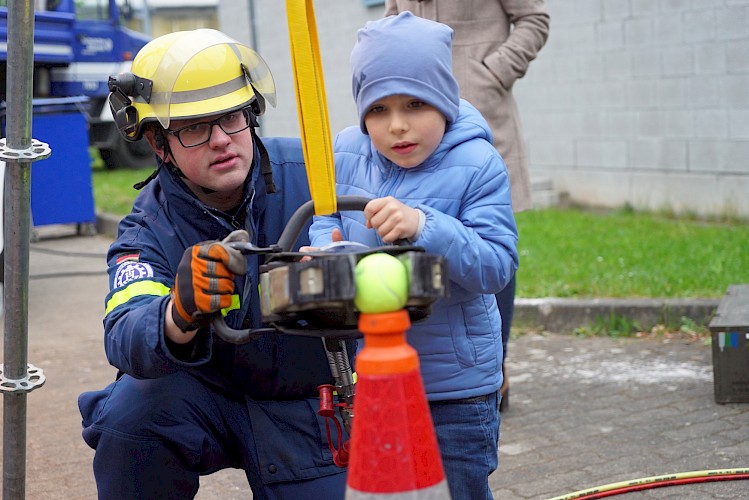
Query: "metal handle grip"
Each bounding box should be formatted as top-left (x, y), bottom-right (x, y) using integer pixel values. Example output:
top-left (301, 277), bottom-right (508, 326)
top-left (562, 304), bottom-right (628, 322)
top-left (276, 195), bottom-right (371, 251)
top-left (213, 195), bottom-right (372, 344)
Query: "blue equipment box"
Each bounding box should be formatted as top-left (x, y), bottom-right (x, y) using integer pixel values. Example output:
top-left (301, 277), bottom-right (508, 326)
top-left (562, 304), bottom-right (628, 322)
top-left (2, 97), bottom-right (96, 228)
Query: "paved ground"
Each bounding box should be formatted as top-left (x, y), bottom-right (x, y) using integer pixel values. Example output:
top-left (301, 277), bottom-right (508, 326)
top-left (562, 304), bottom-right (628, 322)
top-left (493, 334), bottom-right (749, 499)
top-left (0, 227), bottom-right (747, 499)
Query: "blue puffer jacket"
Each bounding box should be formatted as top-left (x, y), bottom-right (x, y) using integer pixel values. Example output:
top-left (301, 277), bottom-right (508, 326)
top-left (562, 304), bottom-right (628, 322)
top-left (309, 100), bottom-right (519, 400)
top-left (104, 137), bottom-right (340, 400)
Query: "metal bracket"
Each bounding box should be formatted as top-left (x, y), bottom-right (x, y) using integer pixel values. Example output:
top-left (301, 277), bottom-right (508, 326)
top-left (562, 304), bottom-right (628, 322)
top-left (0, 363), bottom-right (46, 394)
top-left (0, 138), bottom-right (52, 162)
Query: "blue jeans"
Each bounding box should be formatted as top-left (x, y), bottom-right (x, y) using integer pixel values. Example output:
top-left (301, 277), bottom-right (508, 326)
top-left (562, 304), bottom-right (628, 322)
top-left (430, 391), bottom-right (500, 500)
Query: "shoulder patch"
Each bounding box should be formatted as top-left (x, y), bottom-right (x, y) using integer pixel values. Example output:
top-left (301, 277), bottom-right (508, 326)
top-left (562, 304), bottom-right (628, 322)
top-left (114, 261), bottom-right (155, 288)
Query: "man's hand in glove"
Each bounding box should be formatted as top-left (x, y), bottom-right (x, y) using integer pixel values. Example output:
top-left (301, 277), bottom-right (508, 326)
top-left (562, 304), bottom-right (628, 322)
top-left (168, 230), bottom-right (249, 343)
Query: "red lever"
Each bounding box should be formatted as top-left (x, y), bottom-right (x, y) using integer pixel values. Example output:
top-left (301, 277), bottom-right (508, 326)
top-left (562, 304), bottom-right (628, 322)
top-left (318, 384), bottom-right (351, 467)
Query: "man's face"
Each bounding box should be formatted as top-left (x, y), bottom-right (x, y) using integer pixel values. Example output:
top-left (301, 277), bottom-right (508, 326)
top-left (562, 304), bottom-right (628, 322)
top-left (157, 109), bottom-right (255, 199)
top-left (363, 94), bottom-right (446, 168)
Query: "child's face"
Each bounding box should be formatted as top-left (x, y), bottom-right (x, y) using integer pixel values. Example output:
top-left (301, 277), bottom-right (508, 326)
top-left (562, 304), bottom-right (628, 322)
top-left (363, 94), bottom-right (446, 168)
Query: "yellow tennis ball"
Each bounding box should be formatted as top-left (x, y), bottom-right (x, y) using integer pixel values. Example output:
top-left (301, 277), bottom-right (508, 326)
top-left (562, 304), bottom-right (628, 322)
top-left (354, 253), bottom-right (409, 314)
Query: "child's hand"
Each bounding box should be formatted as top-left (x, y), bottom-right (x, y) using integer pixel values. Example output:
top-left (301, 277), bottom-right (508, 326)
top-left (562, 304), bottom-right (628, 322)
top-left (299, 229), bottom-right (344, 261)
top-left (364, 197), bottom-right (419, 243)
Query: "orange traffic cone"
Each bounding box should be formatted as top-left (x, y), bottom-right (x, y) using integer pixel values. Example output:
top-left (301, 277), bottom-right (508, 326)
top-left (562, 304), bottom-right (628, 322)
top-left (346, 310), bottom-right (450, 499)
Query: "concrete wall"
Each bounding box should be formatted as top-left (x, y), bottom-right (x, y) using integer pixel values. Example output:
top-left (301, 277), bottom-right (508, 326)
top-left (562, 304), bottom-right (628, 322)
top-left (219, 0), bottom-right (749, 218)
top-left (516, 0), bottom-right (749, 218)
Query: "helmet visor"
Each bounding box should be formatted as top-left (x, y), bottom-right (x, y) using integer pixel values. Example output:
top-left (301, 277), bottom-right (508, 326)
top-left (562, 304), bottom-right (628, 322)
top-left (150, 29), bottom-right (276, 128)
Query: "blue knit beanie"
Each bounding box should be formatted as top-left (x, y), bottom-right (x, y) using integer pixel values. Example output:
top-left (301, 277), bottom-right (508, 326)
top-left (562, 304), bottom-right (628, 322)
top-left (350, 11), bottom-right (460, 134)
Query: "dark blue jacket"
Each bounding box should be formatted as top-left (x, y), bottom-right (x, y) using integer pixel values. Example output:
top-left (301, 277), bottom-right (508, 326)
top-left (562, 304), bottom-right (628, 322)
top-left (103, 137), bottom-right (335, 400)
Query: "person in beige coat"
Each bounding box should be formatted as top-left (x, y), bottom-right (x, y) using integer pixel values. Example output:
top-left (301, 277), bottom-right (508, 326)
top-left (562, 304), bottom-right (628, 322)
top-left (384, 0), bottom-right (550, 412)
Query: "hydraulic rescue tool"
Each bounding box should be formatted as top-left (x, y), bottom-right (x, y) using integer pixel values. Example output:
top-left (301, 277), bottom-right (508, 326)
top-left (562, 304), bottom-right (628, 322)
top-left (211, 195), bottom-right (447, 466)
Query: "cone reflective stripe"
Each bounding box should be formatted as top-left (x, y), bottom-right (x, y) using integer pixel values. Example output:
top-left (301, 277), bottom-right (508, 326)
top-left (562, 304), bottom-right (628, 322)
top-left (346, 310), bottom-right (450, 499)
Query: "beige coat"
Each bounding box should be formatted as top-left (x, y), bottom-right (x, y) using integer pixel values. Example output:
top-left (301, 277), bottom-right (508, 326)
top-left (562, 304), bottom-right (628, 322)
top-left (384, 0), bottom-right (549, 212)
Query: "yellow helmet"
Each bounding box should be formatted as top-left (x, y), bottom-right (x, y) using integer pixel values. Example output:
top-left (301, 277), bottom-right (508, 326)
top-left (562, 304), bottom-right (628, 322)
top-left (108, 29), bottom-right (276, 141)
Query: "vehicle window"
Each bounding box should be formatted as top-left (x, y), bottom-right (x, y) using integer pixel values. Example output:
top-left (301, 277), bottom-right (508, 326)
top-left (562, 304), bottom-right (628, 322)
top-left (76, 0), bottom-right (108, 21)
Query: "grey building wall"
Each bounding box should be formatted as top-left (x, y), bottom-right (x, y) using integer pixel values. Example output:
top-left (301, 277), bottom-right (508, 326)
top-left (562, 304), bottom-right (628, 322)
top-left (517, 0), bottom-right (749, 218)
top-left (220, 0), bottom-right (749, 219)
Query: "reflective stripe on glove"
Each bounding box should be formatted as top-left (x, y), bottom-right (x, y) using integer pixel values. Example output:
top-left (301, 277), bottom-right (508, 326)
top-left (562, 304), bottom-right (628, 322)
top-left (171, 230), bottom-right (249, 332)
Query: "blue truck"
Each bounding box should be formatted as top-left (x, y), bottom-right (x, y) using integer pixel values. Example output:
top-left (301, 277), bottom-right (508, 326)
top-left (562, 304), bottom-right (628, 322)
top-left (0, 0), bottom-right (153, 168)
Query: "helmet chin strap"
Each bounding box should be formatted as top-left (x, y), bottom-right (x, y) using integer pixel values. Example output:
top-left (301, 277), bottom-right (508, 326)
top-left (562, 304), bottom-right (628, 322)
top-left (252, 128), bottom-right (277, 194)
top-left (132, 161), bottom-right (163, 190)
top-left (133, 128), bottom-right (170, 190)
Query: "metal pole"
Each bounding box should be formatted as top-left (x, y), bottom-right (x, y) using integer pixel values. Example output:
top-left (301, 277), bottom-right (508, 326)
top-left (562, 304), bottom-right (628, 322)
top-left (1, 1), bottom-right (49, 498)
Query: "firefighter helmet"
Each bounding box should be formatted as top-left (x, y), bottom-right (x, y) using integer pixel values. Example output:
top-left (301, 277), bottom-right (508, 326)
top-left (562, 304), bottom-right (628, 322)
top-left (108, 28), bottom-right (276, 141)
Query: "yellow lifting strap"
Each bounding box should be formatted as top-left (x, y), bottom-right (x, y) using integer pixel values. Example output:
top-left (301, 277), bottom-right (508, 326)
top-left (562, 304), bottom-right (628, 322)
top-left (285, 0), bottom-right (337, 215)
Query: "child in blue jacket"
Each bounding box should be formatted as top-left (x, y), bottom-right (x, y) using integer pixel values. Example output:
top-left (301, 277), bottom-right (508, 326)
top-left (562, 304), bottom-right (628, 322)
top-left (307, 12), bottom-right (519, 500)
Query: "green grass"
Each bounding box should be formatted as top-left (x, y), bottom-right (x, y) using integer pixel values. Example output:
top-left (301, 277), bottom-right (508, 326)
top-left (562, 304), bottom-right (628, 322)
top-left (90, 149), bottom-right (152, 216)
top-left (514, 207), bottom-right (749, 299)
top-left (90, 151), bottom-right (749, 300)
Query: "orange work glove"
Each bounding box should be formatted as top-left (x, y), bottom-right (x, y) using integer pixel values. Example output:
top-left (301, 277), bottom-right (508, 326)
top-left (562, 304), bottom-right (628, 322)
top-left (171, 230), bottom-right (249, 332)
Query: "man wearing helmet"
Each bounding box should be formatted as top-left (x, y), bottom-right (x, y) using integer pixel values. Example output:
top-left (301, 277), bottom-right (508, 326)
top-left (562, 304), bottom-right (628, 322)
top-left (78, 29), bottom-right (350, 498)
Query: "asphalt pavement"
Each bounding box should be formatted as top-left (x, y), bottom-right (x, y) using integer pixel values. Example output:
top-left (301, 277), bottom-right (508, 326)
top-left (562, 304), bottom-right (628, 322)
top-left (0, 225), bottom-right (746, 499)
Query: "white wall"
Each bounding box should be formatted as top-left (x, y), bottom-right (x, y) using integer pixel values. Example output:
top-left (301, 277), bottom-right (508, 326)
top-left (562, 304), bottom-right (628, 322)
top-left (220, 0), bottom-right (749, 219)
